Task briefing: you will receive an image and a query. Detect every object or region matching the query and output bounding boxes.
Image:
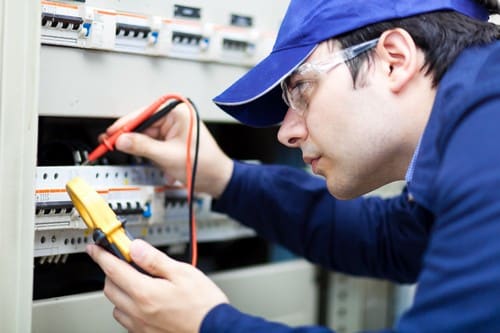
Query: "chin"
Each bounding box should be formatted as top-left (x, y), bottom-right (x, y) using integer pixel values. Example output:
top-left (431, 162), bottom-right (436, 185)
top-left (325, 177), bottom-right (367, 200)
top-left (329, 189), bottom-right (360, 200)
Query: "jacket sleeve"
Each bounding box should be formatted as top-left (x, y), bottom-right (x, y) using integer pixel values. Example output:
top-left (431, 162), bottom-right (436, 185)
top-left (200, 304), bottom-right (334, 333)
top-left (200, 304), bottom-right (396, 333)
top-left (213, 162), bottom-right (431, 283)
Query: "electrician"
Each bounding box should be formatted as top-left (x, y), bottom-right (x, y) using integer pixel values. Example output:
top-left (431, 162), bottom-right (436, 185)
top-left (87, 0), bottom-right (500, 332)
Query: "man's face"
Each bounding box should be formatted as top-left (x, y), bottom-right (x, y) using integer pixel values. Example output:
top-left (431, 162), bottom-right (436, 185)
top-left (277, 39), bottom-right (425, 199)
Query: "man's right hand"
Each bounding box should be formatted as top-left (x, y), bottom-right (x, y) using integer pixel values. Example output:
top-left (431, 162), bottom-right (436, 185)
top-left (100, 102), bottom-right (233, 198)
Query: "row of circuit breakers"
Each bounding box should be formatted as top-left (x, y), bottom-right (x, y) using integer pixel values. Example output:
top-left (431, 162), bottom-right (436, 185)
top-left (35, 166), bottom-right (254, 263)
top-left (41, 0), bottom-right (277, 66)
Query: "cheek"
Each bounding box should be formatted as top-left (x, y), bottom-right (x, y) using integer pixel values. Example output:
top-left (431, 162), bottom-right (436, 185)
top-left (309, 78), bottom-right (385, 151)
top-left (306, 91), bottom-right (345, 138)
top-left (305, 100), bottom-right (362, 157)
top-left (306, 109), bottom-right (339, 152)
top-left (306, 76), bottom-right (357, 139)
top-left (306, 100), bottom-right (385, 182)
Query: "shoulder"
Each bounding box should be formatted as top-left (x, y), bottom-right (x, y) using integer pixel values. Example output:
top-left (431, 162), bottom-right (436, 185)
top-left (409, 41), bottom-right (500, 209)
top-left (432, 41), bottom-right (500, 152)
top-left (438, 41), bottom-right (500, 103)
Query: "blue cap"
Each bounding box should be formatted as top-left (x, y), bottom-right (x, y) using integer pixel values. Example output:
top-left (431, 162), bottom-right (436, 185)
top-left (213, 0), bottom-right (488, 127)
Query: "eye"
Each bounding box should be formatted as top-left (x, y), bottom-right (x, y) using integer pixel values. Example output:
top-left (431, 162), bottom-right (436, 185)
top-left (293, 79), bottom-right (315, 92)
top-left (291, 79), bottom-right (316, 104)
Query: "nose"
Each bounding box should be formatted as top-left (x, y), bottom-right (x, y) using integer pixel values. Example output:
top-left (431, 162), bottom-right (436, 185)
top-left (277, 109), bottom-right (308, 148)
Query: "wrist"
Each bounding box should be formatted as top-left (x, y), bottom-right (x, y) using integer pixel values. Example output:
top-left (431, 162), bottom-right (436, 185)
top-left (195, 155), bottom-right (233, 198)
top-left (207, 157), bottom-right (233, 198)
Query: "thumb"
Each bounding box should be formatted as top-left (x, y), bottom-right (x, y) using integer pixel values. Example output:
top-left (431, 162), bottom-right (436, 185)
top-left (130, 239), bottom-right (178, 280)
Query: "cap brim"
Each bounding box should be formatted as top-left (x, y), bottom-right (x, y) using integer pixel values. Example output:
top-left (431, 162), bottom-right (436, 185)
top-left (213, 44), bottom-right (316, 127)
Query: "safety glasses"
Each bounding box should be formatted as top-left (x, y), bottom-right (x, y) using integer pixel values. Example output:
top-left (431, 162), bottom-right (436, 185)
top-left (281, 38), bottom-right (379, 115)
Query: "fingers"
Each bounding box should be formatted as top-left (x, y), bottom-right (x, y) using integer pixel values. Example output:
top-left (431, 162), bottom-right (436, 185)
top-left (98, 101), bottom-right (233, 197)
top-left (103, 103), bottom-right (189, 141)
top-left (113, 307), bottom-right (164, 333)
top-left (114, 132), bottom-right (169, 158)
top-left (129, 239), bottom-right (180, 281)
top-left (113, 132), bottom-right (185, 176)
top-left (112, 307), bottom-right (134, 332)
top-left (86, 244), bottom-right (150, 295)
top-left (104, 277), bottom-right (137, 316)
top-left (90, 240), bottom-right (229, 333)
top-left (106, 107), bottom-right (146, 135)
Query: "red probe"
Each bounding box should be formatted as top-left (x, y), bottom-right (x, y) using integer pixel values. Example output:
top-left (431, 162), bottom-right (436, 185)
top-left (85, 95), bottom-right (172, 163)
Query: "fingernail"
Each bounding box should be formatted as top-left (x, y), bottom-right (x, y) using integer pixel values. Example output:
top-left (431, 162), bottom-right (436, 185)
top-left (85, 244), bottom-right (93, 256)
top-left (116, 134), bottom-right (132, 150)
top-left (130, 240), bottom-right (145, 262)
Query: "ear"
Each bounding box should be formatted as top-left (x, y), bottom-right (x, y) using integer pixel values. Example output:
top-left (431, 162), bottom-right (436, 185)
top-left (376, 28), bottom-right (420, 93)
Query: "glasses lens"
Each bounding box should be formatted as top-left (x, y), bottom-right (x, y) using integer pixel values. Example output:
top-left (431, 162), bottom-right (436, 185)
top-left (281, 80), bottom-right (292, 108)
top-left (281, 76), bottom-right (310, 115)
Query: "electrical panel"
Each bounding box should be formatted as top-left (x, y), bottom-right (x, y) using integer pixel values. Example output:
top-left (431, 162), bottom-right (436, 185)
top-left (40, 0), bottom-right (286, 67)
top-left (34, 165), bottom-right (254, 264)
top-left (38, 0), bottom-right (289, 122)
top-left (36, 0), bottom-right (289, 264)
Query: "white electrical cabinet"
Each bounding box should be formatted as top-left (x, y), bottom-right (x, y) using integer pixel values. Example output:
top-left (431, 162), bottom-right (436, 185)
top-left (0, 2), bottom-right (39, 333)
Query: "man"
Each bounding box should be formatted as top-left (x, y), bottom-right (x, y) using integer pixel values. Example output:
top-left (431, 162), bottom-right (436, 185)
top-left (86, 0), bottom-right (500, 332)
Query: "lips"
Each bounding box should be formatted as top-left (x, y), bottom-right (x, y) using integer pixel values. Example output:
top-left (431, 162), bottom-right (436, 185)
top-left (311, 158), bottom-right (320, 174)
top-left (303, 155), bottom-right (321, 174)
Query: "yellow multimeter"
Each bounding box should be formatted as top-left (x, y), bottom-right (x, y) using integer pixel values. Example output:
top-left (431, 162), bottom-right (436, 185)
top-left (66, 177), bottom-right (134, 262)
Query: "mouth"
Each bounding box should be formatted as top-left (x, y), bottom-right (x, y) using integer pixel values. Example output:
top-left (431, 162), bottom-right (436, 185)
top-left (303, 156), bottom-right (321, 174)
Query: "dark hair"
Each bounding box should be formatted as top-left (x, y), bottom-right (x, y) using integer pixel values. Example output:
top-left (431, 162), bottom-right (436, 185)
top-left (336, 10), bottom-right (500, 87)
top-left (477, 0), bottom-right (500, 13)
